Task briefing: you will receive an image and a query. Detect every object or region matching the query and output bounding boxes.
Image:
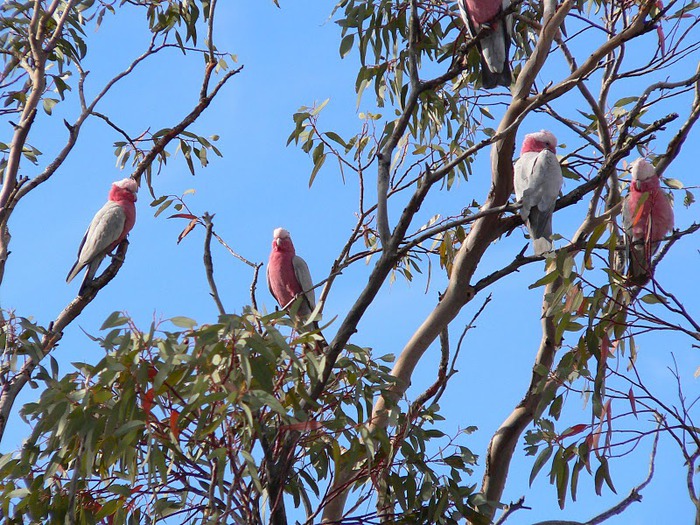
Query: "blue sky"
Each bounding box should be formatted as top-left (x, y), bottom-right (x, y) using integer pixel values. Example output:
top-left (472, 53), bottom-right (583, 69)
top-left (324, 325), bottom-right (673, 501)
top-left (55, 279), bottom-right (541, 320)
top-left (2, 1), bottom-right (699, 523)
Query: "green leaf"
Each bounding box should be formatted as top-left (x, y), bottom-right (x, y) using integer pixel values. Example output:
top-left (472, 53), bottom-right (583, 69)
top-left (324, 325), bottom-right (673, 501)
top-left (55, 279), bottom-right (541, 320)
top-left (250, 357), bottom-right (273, 392)
top-left (96, 498), bottom-right (123, 519)
top-left (479, 106), bottom-right (493, 119)
top-left (664, 177), bottom-right (684, 189)
top-left (565, 321), bottom-right (584, 332)
top-left (594, 462), bottom-right (605, 495)
top-left (529, 446), bottom-right (553, 486)
top-left (613, 96), bottom-right (639, 107)
top-left (310, 98), bottom-right (329, 117)
top-left (100, 311), bottom-right (129, 330)
top-left (309, 152), bottom-right (326, 187)
top-left (529, 270), bottom-right (558, 289)
top-left (684, 189), bottom-right (695, 207)
top-left (549, 394), bottom-right (563, 420)
top-left (154, 199), bottom-right (173, 217)
top-left (601, 458), bottom-right (617, 494)
top-left (556, 456), bottom-right (570, 509)
top-left (150, 195), bottom-right (168, 206)
top-left (170, 316), bottom-right (197, 329)
top-left (42, 98), bottom-right (59, 115)
top-left (640, 293), bottom-right (665, 304)
top-left (570, 460), bottom-right (583, 502)
top-left (339, 34), bottom-right (354, 58)
top-left (324, 131), bottom-right (347, 148)
top-left (585, 221), bottom-right (607, 264)
top-left (114, 420), bottom-right (144, 437)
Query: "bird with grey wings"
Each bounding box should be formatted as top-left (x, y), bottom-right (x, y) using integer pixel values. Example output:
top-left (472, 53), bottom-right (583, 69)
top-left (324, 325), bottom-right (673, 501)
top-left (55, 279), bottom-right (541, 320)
top-left (457, 0), bottom-right (512, 89)
top-left (66, 178), bottom-right (138, 295)
top-left (514, 130), bottom-right (563, 256)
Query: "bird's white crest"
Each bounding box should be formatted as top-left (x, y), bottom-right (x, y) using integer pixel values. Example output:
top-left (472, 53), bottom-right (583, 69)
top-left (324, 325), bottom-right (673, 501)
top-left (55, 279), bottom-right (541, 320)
top-left (114, 178), bottom-right (138, 193)
top-left (630, 158), bottom-right (656, 182)
top-left (273, 227), bottom-right (291, 240)
top-left (526, 130), bottom-right (558, 149)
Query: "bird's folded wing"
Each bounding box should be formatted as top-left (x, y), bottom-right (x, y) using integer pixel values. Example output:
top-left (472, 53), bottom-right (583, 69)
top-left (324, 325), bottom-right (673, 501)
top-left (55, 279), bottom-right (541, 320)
top-left (292, 255), bottom-right (315, 310)
top-left (77, 201), bottom-right (127, 264)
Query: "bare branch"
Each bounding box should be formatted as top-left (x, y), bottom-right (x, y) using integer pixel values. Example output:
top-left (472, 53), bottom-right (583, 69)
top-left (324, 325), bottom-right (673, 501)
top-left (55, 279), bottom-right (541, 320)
top-left (586, 427), bottom-right (659, 524)
top-left (202, 213), bottom-right (226, 316)
top-left (493, 496), bottom-right (528, 525)
top-left (211, 231), bottom-right (258, 268)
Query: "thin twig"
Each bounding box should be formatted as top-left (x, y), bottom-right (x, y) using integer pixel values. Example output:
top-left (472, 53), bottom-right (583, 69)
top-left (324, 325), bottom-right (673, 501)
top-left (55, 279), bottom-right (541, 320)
top-left (202, 213), bottom-right (226, 316)
top-left (212, 231), bottom-right (258, 268)
top-left (493, 496), bottom-right (529, 525)
top-left (434, 294), bottom-right (492, 405)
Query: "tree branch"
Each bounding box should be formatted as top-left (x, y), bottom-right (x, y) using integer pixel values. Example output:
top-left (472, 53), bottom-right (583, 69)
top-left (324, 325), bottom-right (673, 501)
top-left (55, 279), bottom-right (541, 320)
top-left (202, 213), bottom-right (226, 316)
top-left (0, 240), bottom-right (130, 441)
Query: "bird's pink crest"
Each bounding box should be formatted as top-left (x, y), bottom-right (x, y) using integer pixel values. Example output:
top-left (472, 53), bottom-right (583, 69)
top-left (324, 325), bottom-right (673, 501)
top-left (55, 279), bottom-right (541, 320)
top-left (521, 130), bottom-right (557, 154)
top-left (114, 178), bottom-right (138, 193)
top-left (272, 227), bottom-right (295, 252)
top-left (630, 158), bottom-right (656, 183)
top-left (273, 227), bottom-right (291, 240)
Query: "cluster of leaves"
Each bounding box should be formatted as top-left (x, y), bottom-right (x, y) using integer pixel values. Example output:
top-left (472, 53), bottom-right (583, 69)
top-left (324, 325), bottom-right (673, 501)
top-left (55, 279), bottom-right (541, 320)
top-left (0, 308), bottom-right (483, 523)
top-left (379, 416), bottom-right (482, 525)
top-left (0, 1), bottom-right (233, 195)
top-left (288, 0), bottom-right (700, 520)
top-left (520, 219), bottom-right (697, 510)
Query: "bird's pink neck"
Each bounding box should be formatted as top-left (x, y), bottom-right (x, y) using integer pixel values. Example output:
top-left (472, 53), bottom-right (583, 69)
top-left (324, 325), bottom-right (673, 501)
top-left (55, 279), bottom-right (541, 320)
top-left (464, 0), bottom-right (502, 24)
top-left (521, 136), bottom-right (555, 154)
top-left (272, 238), bottom-right (295, 255)
top-left (108, 184), bottom-right (137, 244)
top-left (109, 185), bottom-right (137, 203)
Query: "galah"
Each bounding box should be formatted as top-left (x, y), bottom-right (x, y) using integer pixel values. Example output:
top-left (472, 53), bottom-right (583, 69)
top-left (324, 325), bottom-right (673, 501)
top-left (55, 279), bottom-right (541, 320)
top-left (457, 0), bottom-right (512, 89)
top-left (622, 158), bottom-right (674, 283)
top-left (66, 178), bottom-right (138, 295)
top-left (514, 130), bottom-right (563, 256)
top-left (267, 228), bottom-right (317, 325)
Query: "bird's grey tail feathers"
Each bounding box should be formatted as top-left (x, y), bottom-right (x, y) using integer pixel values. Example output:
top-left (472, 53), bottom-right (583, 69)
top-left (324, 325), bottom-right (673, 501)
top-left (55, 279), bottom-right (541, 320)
top-left (532, 237), bottom-right (553, 257)
top-left (78, 273), bottom-right (92, 297)
top-left (481, 66), bottom-right (511, 89)
top-left (527, 207), bottom-right (554, 256)
top-left (77, 257), bottom-right (104, 296)
top-left (478, 26), bottom-right (511, 89)
top-left (65, 260), bottom-right (84, 285)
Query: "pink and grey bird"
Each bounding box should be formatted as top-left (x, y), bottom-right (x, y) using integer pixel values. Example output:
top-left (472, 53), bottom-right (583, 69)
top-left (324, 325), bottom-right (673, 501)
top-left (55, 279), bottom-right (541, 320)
top-left (622, 158), bottom-right (674, 283)
top-left (514, 130), bottom-right (563, 256)
top-left (457, 0), bottom-right (512, 89)
top-left (66, 178), bottom-right (138, 295)
top-left (267, 228), bottom-right (316, 324)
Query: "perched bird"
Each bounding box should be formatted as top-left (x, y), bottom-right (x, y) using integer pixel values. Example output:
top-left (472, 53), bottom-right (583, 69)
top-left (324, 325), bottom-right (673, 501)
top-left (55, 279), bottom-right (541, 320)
top-left (267, 228), bottom-right (317, 325)
top-left (514, 130), bottom-right (563, 256)
top-left (622, 158), bottom-right (674, 284)
top-left (457, 0), bottom-right (512, 89)
top-left (66, 178), bottom-right (138, 295)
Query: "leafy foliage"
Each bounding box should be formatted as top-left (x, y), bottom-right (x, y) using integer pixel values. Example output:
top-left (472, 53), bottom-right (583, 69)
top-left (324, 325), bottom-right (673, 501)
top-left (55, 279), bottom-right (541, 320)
top-left (2, 0), bottom-right (700, 524)
top-left (0, 311), bottom-right (486, 523)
